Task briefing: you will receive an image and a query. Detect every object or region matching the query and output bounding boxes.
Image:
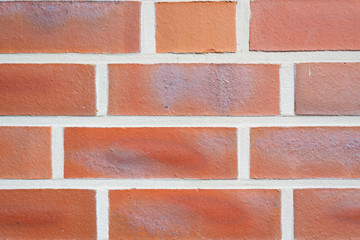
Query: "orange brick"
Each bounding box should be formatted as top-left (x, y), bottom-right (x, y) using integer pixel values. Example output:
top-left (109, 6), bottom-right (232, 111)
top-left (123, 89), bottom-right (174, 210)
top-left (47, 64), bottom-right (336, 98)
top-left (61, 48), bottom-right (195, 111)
top-left (108, 64), bottom-right (280, 116)
top-left (0, 64), bottom-right (95, 115)
top-left (109, 189), bottom-right (281, 240)
top-left (156, 2), bottom-right (236, 53)
top-left (0, 127), bottom-right (51, 179)
top-left (0, 1), bottom-right (140, 53)
top-left (251, 127), bottom-right (360, 179)
top-left (250, 0), bottom-right (360, 51)
top-left (0, 189), bottom-right (96, 239)
top-left (296, 63), bottom-right (360, 115)
top-left (295, 189), bottom-right (360, 239)
top-left (64, 128), bottom-right (237, 179)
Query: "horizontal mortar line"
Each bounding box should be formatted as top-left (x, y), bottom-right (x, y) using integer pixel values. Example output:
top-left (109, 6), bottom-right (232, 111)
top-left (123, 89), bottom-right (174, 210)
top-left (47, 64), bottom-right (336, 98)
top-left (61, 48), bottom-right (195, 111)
top-left (1, 52), bottom-right (360, 64)
top-left (0, 179), bottom-right (359, 190)
top-left (1, 116), bottom-right (360, 127)
top-left (0, 0), bottom-right (233, 2)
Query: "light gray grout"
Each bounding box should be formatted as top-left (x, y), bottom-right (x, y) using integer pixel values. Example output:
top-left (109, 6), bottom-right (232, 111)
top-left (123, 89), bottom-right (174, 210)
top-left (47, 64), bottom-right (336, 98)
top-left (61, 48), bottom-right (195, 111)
top-left (280, 63), bottom-right (295, 116)
top-left (51, 127), bottom-right (64, 179)
top-left (238, 128), bottom-right (250, 179)
top-left (1, 52), bottom-right (360, 64)
top-left (95, 64), bottom-right (109, 116)
top-left (237, 0), bottom-right (250, 52)
top-left (96, 190), bottom-right (109, 240)
top-left (0, 179), bottom-right (359, 190)
top-left (281, 189), bottom-right (294, 240)
top-left (1, 116), bottom-right (360, 127)
top-left (141, 1), bottom-right (156, 54)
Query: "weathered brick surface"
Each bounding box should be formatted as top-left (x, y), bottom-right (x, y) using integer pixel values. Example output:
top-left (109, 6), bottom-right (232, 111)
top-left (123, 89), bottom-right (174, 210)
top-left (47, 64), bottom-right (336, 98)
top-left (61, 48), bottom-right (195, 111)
top-left (251, 127), bottom-right (360, 179)
top-left (156, 2), bottom-right (236, 53)
top-left (0, 127), bottom-right (51, 179)
top-left (0, 64), bottom-right (95, 115)
top-left (65, 127), bottom-right (237, 179)
top-left (296, 63), bottom-right (360, 115)
top-left (0, 189), bottom-right (96, 239)
top-left (108, 64), bottom-right (280, 116)
top-left (0, 1), bottom-right (140, 53)
top-left (109, 189), bottom-right (281, 240)
top-left (250, 0), bottom-right (360, 51)
top-left (295, 189), bottom-right (360, 239)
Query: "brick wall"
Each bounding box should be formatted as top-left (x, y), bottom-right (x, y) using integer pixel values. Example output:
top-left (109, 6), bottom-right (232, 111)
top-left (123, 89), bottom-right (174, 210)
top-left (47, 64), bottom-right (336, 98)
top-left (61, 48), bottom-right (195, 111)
top-left (1, 0), bottom-right (360, 239)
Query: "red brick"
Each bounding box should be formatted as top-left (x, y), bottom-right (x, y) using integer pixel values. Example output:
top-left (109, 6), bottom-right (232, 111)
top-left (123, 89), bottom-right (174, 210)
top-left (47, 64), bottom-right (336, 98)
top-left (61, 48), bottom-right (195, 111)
top-left (295, 189), bottom-right (360, 239)
top-left (108, 64), bottom-right (280, 116)
top-left (0, 64), bottom-right (95, 115)
top-left (0, 1), bottom-right (140, 53)
top-left (64, 127), bottom-right (237, 179)
top-left (251, 127), bottom-right (360, 179)
top-left (0, 189), bottom-right (96, 239)
top-left (109, 189), bottom-right (281, 240)
top-left (250, 0), bottom-right (360, 51)
top-left (156, 2), bottom-right (236, 53)
top-left (296, 63), bottom-right (360, 115)
top-left (0, 127), bottom-right (51, 179)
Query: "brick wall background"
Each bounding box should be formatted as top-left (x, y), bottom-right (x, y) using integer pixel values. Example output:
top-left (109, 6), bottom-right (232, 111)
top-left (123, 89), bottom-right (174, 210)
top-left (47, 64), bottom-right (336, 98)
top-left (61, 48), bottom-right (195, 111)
top-left (1, 0), bottom-right (360, 239)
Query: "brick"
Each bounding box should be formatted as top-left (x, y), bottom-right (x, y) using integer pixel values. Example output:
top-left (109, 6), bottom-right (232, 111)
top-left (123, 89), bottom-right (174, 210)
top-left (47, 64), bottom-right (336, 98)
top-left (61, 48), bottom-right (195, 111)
top-left (250, 0), bottom-right (360, 51)
top-left (0, 1), bottom-right (140, 53)
top-left (251, 127), bottom-right (360, 179)
top-left (156, 2), bottom-right (236, 53)
top-left (296, 63), bottom-right (360, 115)
top-left (0, 127), bottom-right (51, 179)
top-left (0, 189), bottom-right (96, 239)
top-left (295, 189), bottom-right (360, 239)
top-left (64, 127), bottom-right (237, 179)
top-left (0, 64), bottom-right (95, 115)
top-left (108, 64), bottom-right (280, 116)
top-left (109, 189), bottom-right (281, 240)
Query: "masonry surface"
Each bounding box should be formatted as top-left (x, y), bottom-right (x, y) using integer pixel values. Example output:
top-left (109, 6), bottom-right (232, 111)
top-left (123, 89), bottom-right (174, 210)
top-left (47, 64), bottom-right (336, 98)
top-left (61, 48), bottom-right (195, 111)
top-left (0, 0), bottom-right (360, 239)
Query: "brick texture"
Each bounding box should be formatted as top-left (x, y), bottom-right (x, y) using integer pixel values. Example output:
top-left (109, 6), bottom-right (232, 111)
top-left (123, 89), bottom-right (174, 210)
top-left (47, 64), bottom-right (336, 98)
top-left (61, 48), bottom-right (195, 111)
top-left (108, 64), bottom-right (280, 116)
top-left (64, 127), bottom-right (237, 179)
top-left (156, 2), bottom-right (236, 53)
top-left (0, 0), bottom-right (359, 238)
top-left (0, 1), bottom-right (140, 53)
top-left (0, 189), bottom-right (96, 239)
top-left (295, 189), bottom-right (360, 239)
top-left (296, 63), bottom-right (360, 115)
top-left (0, 64), bottom-right (95, 115)
top-left (250, 0), bottom-right (360, 51)
top-left (251, 127), bottom-right (360, 179)
top-left (109, 189), bottom-right (281, 240)
top-left (0, 127), bottom-right (51, 179)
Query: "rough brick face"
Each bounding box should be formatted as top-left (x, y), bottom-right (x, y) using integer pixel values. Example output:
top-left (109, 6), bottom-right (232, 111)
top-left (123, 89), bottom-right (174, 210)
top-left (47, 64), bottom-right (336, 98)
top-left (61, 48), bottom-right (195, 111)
top-left (0, 1), bottom-right (140, 53)
top-left (251, 127), bottom-right (360, 179)
top-left (109, 189), bottom-right (281, 240)
top-left (0, 127), bottom-right (51, 179)
top-left (296, 63), bottom-right (360, 115)
top-left (64, 127), bottom-right (237, 179)
top-left (0, 189), bottom-right (96, 239)
top-left (295, 189), bottom-right (360, 239)
top-left (108, 64), bottom-right (280, 116)
top-left (250, 0), bottom-right (360, 51)
top-left (156, 2), bottom-right (236, 53)
top-left (1, 0), bottom-right (359, 238)
top-left (0, 64), bottom-right (95, 115)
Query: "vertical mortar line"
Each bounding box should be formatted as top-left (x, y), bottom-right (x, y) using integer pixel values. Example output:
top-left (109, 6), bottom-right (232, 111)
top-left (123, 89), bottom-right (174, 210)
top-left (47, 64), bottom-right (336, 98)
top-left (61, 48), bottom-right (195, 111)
top-left (141, 1), bottom-right (156, 53)
top-left (237, 128), bottom-right (250, 179)
top-left (97, 189), bottom-right (109, 240)
top-left (280, 63), bottom-right (295, 116)
top-left (236, 0), bottom-right (250, 53)
top-left (96, 64), bottom-right (109, 116)
top-left (51, 126), bottom-right (64, 179)
top-left (281, 189), bottom-right (294, 240)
